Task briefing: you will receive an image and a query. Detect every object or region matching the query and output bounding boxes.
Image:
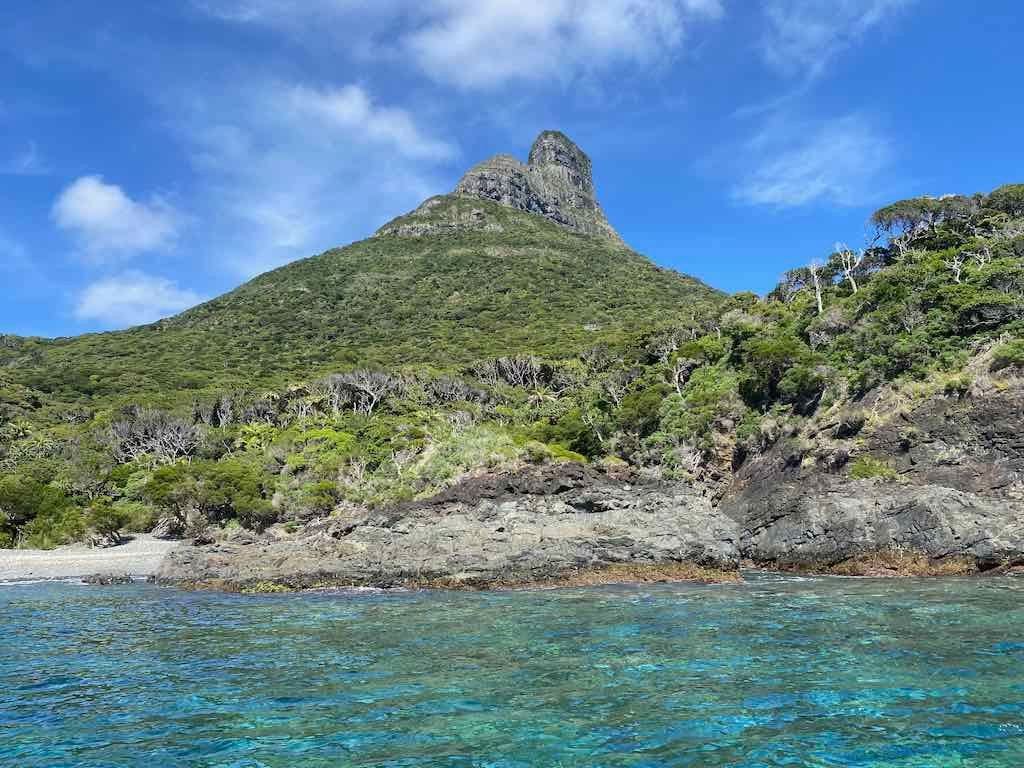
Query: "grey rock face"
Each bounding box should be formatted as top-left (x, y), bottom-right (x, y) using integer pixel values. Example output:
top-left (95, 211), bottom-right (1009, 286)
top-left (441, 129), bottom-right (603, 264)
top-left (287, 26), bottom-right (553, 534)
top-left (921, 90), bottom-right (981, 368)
top-left (729, 476), bottom-right (1024, 568)
top-left (377, 131), bottom-right (623, 244)
top-left (724, 376), bottom-right (1024, 569)
top-left (374, 195), bottom-right (508, 238)
top-left (157, 465), bottom-right (739, 589)
top-left (454, 131), bottom-right (623, 243)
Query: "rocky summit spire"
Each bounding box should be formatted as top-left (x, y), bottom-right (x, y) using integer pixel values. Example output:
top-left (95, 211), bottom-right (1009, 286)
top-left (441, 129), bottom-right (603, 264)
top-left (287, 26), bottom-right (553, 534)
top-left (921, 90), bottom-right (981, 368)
top-left (451, 131), bottom-right (623, 244)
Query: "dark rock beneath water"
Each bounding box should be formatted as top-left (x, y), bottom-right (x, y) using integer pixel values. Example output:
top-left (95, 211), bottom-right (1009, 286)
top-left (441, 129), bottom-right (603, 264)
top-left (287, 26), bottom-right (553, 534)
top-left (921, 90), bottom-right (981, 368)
top-left (83, 573), bottom-right (134, 586)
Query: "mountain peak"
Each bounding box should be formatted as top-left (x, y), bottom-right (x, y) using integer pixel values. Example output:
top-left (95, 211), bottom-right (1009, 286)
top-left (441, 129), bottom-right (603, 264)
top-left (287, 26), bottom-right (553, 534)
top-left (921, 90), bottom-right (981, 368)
top-left (527, 130), bottom-right (595, 194)
top-left (379, 131), bottom-right (623, 244)
top-left (453, 130), bottom-right (621, 243)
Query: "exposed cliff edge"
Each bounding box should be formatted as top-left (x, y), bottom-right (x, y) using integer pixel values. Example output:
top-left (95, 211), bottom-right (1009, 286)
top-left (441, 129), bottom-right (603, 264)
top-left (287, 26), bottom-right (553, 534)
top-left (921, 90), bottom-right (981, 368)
top-left (376, 130), bottom-right (624, 244)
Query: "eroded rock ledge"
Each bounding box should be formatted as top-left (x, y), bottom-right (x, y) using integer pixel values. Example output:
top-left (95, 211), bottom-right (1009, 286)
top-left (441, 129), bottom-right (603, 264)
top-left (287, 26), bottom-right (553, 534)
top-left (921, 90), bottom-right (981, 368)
top-left (156, 464), bottom-right (738, 590)
top-left (156, 469), bottom-right (1024, 591)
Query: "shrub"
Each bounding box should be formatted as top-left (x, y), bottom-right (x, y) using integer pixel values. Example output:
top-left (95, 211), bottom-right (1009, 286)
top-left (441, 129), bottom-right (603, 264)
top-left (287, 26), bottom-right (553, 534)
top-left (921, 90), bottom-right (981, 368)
top-left (116, 501), bottom-right (160, 533)
top-left (546, 444), bottom-right (587, 463)
top-left (736, 332), bottom-right (816, 411)
top-left (299, 481), bottom-right (341, 515)
top-left (0, 472), bottom-right (82, 548)
top-left (143, 458), bottom-right (275, 531)
top-left (778, 364), bottom-right (826, 414)
top-left (86, 500), bottom-right (130, 537)
top-left (849, 456), bottom-right (898, 481)
top-left (617, 383), bottom-right (672, 437)
top-left (992, 339), bottom-right (1024, 371)
top-left (21, 508), bottom-right (86, 550)
top-left (986, 184), bottom-right (1024, 217)
top-left (660, 366), bottom-right (744, 445)
top-left (532, 407), bottom-right (602, 458)
top-left (943, 374), bottom-right (972, 396)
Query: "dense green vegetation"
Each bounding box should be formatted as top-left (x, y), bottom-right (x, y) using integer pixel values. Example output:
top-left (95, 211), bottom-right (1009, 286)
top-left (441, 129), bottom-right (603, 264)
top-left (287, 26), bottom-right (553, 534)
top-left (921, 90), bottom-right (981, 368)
top-left (2, 186), bottom-right (1022, 547)
top-left (2, 197), bottom-right (718, 409)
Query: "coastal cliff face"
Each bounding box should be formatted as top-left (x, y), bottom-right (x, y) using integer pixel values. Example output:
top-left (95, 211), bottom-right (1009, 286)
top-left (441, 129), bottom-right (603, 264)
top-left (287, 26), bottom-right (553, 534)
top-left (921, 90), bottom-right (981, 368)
top-left (727, 364), bottom-right (1024, 572)
top-left (377, 131), bottom-right (624, 244)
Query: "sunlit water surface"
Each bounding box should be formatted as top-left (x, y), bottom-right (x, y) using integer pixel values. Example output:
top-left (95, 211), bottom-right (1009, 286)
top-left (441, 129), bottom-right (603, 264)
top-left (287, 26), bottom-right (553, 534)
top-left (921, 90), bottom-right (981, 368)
top-left (3, 574), bottom-right (1024, 767)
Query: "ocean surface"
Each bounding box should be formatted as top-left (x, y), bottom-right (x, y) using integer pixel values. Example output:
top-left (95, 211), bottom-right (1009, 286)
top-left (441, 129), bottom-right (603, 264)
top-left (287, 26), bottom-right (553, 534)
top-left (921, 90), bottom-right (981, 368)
top-left (3, 574), bottom-right (1024, 767)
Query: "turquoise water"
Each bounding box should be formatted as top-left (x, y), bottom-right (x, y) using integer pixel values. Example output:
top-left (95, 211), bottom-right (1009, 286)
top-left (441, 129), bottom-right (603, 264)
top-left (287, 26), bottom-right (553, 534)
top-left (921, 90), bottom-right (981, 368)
top-left (3, 575), bottom-right (1024, 767)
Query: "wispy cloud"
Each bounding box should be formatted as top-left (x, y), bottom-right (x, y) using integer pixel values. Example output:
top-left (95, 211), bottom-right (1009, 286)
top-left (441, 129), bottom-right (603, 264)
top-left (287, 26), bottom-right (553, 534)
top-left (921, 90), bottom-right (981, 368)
top-left (732, 112), bottom-right (896, 208)
top-left (2, 141), bottom-right (49, 175)
top-left (74, 271), bottom-right (204, 327)
top-left (52, 176), bottom-right (182, 261)
top-left (0, 233), bottom-right (48, 285)
top-left (288, 85), bottom-right (455, 160)
top-left (405, 0), bottom-right (724, 89)
top-left (760, 0), bottom-right (915, 79)
top-left (195, 0), bottom-right (725, 89)
top-left (166, 79), bottom-right (454, 276)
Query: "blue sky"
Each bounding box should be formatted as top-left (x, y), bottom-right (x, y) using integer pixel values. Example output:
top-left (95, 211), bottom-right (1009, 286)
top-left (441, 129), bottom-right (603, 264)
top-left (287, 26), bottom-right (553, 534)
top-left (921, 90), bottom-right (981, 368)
top-left (2, 1), bottom-right (1022, 337)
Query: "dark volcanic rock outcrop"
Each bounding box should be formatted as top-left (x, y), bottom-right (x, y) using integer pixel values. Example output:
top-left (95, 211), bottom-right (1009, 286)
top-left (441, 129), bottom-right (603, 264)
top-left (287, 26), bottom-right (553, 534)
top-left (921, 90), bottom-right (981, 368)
top-left (730, 476), bottom-right (1024, 569)
top-left (157, 465), bottom-right (738, 589)
top-left (377, 131), bottom-right (624, 243)
top-left (726, 373), bottom-right (1024, 570)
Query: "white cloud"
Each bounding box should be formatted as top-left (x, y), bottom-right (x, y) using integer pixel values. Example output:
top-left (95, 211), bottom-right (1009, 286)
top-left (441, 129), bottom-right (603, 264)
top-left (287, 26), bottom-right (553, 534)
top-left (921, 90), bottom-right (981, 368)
top-left (761, 0), bottom-right (915, 78)
top-left (196, 0), bottom-right (724, 89)
top-left (52, 176), bottom-right (181, 260)
top-left (288, 85), bottom-right (455, 160)
top-left (74, 271), bottom-right (204, 327)
top-left (406, 0), bottom-right (723, 88)
top-left (165, 79), bottom-right (454, 276)
top-left (733, 113), bottom-right (895, 207)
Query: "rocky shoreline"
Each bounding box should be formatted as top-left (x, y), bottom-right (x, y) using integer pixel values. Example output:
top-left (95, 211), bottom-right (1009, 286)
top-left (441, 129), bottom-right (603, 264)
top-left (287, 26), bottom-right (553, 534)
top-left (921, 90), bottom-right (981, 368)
top-left (153, 375), bottom-right (1024, 592)
top-left (8, 375), bottom-right (1015, 592)
top-left (156, 464), bottom-right (741, 591)
top-left (153, 469), bottom-right (1024, 592)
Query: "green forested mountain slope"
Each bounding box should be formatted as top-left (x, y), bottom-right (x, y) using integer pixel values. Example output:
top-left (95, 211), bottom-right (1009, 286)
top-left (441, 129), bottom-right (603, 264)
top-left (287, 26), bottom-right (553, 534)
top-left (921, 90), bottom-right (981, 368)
top-left (3, 196), bottom-right (719, 410)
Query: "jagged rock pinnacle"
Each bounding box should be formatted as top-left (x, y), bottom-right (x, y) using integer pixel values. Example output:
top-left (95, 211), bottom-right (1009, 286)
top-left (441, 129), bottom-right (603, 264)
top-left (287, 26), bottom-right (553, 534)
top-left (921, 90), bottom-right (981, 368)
top-left (452, 131), bottom-right (623, 243)
top-left (376, 131), bottom-right (624, 243)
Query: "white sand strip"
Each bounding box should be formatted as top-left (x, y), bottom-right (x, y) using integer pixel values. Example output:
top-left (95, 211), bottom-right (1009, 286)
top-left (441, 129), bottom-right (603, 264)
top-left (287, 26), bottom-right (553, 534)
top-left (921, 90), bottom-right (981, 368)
top-left (0, 535), bottom-right (180, 582)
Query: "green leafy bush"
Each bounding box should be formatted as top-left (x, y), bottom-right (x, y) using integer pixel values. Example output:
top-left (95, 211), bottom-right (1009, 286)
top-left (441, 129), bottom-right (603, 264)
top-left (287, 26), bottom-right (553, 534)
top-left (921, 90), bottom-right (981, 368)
top-left (992, 339), bottom-right (1024, 371)
top-left (849, 456), bottom-right (898, 481)
top-left (86, 499), bottom-right (130, 537)
top-left (144, 459), bottom-right (275, 531)
top-left (0, 472), bottom-right (83, 549)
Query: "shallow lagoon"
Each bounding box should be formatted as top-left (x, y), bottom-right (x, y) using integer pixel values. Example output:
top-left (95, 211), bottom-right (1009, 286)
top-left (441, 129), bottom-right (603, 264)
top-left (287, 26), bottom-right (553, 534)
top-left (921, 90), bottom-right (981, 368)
top-left (3, 573), bottom-right (1024, 767)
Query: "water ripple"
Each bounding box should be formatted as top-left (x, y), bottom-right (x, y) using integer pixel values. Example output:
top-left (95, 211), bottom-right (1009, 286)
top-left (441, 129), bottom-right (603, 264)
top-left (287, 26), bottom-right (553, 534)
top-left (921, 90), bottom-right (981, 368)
top-left (3, 577), bottom-right (1024, 766)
